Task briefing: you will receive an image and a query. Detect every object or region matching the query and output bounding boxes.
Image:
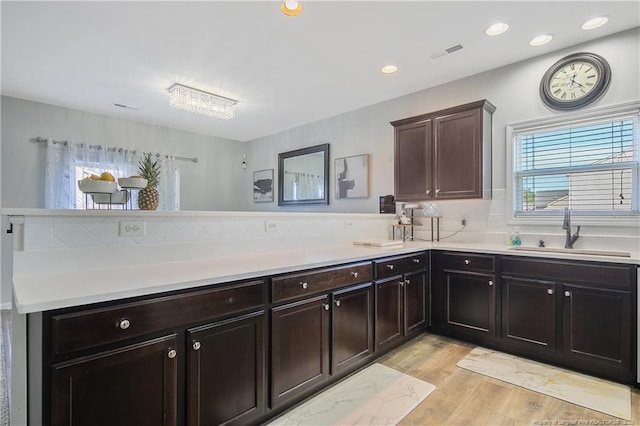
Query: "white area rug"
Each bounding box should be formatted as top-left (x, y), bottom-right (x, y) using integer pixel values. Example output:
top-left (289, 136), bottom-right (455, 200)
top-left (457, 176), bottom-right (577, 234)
top-left (267, 363), bottom-right (436, 426)
top-left (457, 347), bottom-right (631, 420)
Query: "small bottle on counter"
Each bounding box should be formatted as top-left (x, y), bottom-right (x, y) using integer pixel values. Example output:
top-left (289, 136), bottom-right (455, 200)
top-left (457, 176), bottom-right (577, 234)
top-left (513, 231), bottom-right (522, 246)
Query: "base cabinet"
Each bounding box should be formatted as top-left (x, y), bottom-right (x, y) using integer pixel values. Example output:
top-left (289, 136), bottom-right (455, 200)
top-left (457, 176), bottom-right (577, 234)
top-left (187, 312), bottom-right (265, 426)
top-left (374, 253), bottom-right (427, 352)
top-left (51, 334), bottom-right (178, 426)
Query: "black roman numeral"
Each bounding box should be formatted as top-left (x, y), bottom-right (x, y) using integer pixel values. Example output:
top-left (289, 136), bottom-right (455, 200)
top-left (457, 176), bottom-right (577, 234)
top-left (554, 89), bottom-right (562, 95)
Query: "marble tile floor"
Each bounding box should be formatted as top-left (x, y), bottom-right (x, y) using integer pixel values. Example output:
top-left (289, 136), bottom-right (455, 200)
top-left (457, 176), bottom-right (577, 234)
top-left (376, 334), bottom-right (640, 426)
top-left (457, 347), bottom-right (631, 420)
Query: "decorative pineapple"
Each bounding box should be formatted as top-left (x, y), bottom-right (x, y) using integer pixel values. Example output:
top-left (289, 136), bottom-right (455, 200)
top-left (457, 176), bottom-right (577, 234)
top-left (137, 153), bottom-right (160, 210)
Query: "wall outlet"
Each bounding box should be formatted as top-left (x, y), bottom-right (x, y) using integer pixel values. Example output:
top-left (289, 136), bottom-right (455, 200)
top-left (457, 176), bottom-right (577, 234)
top-left (119, 221), bottom-right (145, 237)
top-left (265, 220), bottom-right (279, 232)
top-left (345, 220), bottom-right (355, 229)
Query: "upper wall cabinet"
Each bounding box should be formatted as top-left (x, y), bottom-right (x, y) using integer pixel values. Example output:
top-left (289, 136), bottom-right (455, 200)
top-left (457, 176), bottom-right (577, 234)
top-left (391, 100), bottom-right (495, 201)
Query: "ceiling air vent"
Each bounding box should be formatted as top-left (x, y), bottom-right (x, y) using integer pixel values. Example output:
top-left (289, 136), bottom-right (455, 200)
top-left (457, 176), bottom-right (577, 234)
top-left (114, 103), bottom-right (140, 111)
top-left (430, 44), bottom-right (464, 59)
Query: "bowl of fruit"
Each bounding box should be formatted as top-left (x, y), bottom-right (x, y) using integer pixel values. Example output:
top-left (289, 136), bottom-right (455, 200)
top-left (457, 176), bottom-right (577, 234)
top-left (78, 172), bottom-right (117, 193)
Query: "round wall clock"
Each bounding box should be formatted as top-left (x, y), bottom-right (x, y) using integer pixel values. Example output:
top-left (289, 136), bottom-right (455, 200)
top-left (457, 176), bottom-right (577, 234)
top-left (539, 52), bottom-right (611, 111)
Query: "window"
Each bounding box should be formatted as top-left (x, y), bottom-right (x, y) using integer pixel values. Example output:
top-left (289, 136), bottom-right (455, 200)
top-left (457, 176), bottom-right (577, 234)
top-left (509, 103), bottom-right (639, 219)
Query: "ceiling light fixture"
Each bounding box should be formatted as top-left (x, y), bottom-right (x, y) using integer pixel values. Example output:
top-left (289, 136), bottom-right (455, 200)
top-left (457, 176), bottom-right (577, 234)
top-left (381, 65), bottom-right (398, 74)
top-left (485, 22), bottom-right (509, 36)
top-left (581, 16), bottom-right (609, 30)
top-left (529, 34), bottom-right (553, 46)
top-left (281, 1), bottom-right (303, 16)
top-left (168, 83), bottom-right (237, 120)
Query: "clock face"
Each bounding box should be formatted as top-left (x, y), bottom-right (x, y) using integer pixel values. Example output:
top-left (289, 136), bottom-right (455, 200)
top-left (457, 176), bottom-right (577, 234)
top-left (548, 61), bottom-right (600, 102)
top-left (540, 53), bottom-right (611, 111)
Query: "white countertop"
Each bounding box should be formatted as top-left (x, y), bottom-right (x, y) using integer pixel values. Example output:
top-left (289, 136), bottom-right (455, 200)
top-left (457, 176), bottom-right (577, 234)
top-left (12, 239), bottom-right (639, 314)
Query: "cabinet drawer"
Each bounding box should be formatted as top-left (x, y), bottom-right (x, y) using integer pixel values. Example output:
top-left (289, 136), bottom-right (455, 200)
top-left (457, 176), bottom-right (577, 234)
top-left (501, 256), bottom-right (634, 289)
top-left (272, 262), bottom-right (372, 303)
top-left (375, 252), bottom-right (427, 279)
top-left (440, 252), bottom-right (494, 273)
top-left (52, 280), bottom-right (265, 356)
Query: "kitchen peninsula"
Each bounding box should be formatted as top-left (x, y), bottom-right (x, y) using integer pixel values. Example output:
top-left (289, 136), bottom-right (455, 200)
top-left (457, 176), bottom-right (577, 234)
top-left (4, 209), bottom-right (639, 425)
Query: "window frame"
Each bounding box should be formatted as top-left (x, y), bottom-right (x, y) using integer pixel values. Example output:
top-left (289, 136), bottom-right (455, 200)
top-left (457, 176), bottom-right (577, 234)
top-left (506, 101), bottom-right (640, 227)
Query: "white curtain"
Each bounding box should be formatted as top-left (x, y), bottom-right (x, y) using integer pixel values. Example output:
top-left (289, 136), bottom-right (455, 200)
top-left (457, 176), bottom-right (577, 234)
top-left (45, 139), bottom-right (179, 210)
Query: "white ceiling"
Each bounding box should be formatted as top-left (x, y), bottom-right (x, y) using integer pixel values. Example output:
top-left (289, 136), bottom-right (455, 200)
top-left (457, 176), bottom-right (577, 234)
top-left (2, 1), bottom-right (639, 142)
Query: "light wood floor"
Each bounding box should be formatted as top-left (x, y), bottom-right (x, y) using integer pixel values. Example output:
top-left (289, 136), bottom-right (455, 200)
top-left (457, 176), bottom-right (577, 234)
top-left (377, 334), bottom-right (640, 426)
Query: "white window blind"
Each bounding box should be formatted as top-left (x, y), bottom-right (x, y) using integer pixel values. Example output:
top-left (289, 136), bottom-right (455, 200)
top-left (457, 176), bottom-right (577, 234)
top-left (513, 113), bottom-right (639, 217)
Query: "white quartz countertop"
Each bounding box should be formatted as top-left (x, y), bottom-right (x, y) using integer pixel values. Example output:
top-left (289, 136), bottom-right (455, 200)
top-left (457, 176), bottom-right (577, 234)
top-left (12, 240), bottom-right (640, 314)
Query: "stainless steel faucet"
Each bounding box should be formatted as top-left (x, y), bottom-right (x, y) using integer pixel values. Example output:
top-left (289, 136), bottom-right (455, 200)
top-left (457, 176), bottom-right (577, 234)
top-left (562, 207), bottom-right (581, 249)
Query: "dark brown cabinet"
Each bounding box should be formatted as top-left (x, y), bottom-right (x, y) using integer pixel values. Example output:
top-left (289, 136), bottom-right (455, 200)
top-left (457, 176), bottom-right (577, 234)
top-left (187, 312), bottom-right (265, 426)
top-left (391, 100), bottom-right (495, 201)
top-left (500, 255), bottom-right (636, 383)
top-left (270, 295), bottom-right (330, 408)
top-left (52, 334), bottom-right (178, 426)
top-left (374, 253), bottom-right (427, 352)
top-left (331, 283), bottom-right (374, 374)
top-left (431, 251), bottom-right (496, 342)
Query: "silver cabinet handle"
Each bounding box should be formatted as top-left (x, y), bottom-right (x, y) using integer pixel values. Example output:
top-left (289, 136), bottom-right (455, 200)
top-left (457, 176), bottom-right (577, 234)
top-left (547, 289), bottom-right (554, 295)
top-left (399, 280), bottom-right (405, 286)
top-left (464, 259), bottom-right (470, 265)
top-left (119, 319), bottom-right (130, 330)
top-left (300, 282), bottom-right (308, 289)
top-left (436, 189), bottom-right (440, 194)
top-left (167, 349), bottom-right (177, 359)
top-left (564, 291), bottom-right (571, 297)
top-left (351, 271), bottom-right (359, 278)
top-left (426, 190), bottom-right (430, 195)
top-left (405, 279), bottom-right (411, 285)
top-left (386, 264), bottom-right (394, 270)
top-left (412, 258), bottom-right (420, 264)
top-left (323, 304), bottom-right (330, 311)
top-left (192, 341), bottom-right (201, 351)
top-left (335, 300), bottom-right (341, 307)
top-left (488, 280), bottom-right (493, 286)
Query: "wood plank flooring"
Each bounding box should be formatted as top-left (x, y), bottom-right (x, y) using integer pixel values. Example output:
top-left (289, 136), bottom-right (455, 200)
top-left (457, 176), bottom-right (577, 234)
top-left (377, 334), bottom-right (640, 426)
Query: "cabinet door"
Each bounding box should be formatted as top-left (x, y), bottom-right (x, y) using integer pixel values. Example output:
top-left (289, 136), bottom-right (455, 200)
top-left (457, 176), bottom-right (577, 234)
top-left (394, 120), bottom-right (433, 201)
top-left (563, 285), bottom-right (631, 370)
top-left (375, 278), bottom-right (403, 351)
top-left (445, 271), bottom-right (495, 336)
top-left (187, 312), bottom-right (265, 426)
top-left (51, 334), bottom-right (178, 426)
top-left (271, 295), bottom-right (330, 408)
top-left (404, 271), bottom-right (426, 335)
top-left (502, 276), bottom-right (556, 351)
top-left (433, 108), bottom-right (482, 199)
top-left (332, 283), bottom-right (374, 374)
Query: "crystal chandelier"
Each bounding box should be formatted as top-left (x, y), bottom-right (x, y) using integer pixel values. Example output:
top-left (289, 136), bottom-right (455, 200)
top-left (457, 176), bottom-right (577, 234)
top-left (168, 83), bottom-right (237, 120)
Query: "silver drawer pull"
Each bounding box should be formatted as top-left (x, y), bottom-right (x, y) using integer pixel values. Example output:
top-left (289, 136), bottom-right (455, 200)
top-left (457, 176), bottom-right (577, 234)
top-left (412, 259), bottom-right (420, 264)
top-left (547, 289), bottom-right (554, 295)
top-left (564, 291), bottom-right (571, 297)
top-left (300, 282), bottom-right (308, 289)
top-left (118, 319), bottom-right (130, 330)
top-left (323, 304), bottom-right (330, 311)
top-left (351, 271), bottom-right (359, 278)
top-left (386, 264), bottom-right (394, 270)
top-left (192, 341), bottom-right (201, 351)
top-left (464, 259), bottom-right (470, 265)
top-left (335, 300), bottom-right (341, 307)
top-left (167, 349), bottom-right (177, 359)
top-left (405, 279), bottom-right (411, 285)
top-left (436, 188), bottom-right (440, 194)
top-left (488, 280), bottom-right (493, 286)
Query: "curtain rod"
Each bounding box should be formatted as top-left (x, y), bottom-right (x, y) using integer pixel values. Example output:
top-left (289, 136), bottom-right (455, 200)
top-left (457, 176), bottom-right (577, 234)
top-left (34, 137), bottom-right (198, 163)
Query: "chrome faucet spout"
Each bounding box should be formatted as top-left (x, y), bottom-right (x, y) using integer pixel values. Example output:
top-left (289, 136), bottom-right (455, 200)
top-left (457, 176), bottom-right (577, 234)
top-left (562, 208), bottom-right (580, 249)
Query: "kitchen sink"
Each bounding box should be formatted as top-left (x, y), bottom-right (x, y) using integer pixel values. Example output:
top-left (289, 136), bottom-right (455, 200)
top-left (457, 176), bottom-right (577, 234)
top-left (510, 246), bottom-right (631, 258)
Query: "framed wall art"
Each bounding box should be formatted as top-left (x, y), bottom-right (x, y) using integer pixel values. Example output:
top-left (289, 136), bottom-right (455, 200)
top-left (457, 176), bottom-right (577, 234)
top-left (253, 169), bottom-right (274, 202)
top-left (335, 154), bottom-right (369, 199)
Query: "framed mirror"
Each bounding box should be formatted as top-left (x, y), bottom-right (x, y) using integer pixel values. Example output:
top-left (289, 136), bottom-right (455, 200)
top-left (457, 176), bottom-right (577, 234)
top-left (278, 143), bottom-right (330, 206)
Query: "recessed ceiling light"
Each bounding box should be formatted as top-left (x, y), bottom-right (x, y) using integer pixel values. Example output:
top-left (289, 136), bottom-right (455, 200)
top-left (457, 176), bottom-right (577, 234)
top-left (582, 16), bottom-right (609, 30)
top-left (485, 22), bottom-right (509, 36)
top-left (281, 1), bottom-right (303, 16)
top-left (381, 65), bottom-right (398, 74)
top-left (530, 34), bottom-right (553, 46)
